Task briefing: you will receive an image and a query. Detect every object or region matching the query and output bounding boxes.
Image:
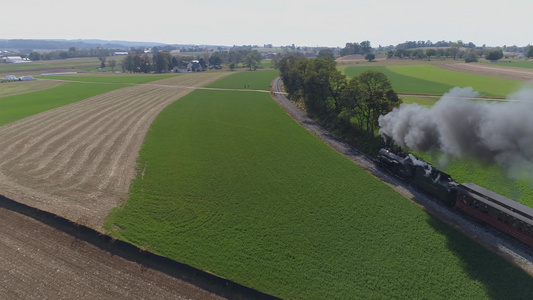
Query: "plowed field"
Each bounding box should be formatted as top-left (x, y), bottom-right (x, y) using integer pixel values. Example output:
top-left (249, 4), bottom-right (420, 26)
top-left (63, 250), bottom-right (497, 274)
top-left (0, 206), bottom-right (224, 299)
top-left (0, 72), bottom-right (229, 229)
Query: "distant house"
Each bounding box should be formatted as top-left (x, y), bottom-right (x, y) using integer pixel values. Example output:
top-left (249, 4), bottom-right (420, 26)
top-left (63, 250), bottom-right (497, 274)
top-left (113, 52), bottom-right (129, 56)
top-left (187, 60), bottom-right (203, 72)
top-left (172, 66), bottom-right (189, 73)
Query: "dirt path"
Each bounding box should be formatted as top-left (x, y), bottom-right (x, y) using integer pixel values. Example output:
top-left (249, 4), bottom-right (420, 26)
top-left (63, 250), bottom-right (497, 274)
top-left (437, 63), bottom-right (533, 82)
top-left (0, 72), bottom-right (230, 229)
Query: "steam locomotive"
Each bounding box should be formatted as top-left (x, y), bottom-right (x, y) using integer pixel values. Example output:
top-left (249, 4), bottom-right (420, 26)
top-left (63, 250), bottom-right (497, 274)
top-left (378, 148), bottom-right (533, 248)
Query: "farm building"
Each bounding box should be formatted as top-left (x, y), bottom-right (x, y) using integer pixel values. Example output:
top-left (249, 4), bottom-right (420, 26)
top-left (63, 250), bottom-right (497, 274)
top-left (3, 56), bottom-right (31, 63)
top-left (187, 60), bottom-right (203, 72)
top-left (4, 75), bottom-right (18, 81)
top-left (3, 75), bottom-right (35, 81)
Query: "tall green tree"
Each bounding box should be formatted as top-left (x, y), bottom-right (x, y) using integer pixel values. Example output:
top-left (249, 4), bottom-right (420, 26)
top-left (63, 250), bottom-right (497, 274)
top-left (317, 49), bottom-right (335, 60)
top-left (360, 40), bottom-right (372, 54)
top-left (425, 49), bottom-right (436, 60)
top-left (244, 50), bottom-right (262, 70)
top-left (108, 59), bottom-right (116, 71)
top-left (277, 54), bottom-right (307, 99)
top-left (486, 49), bottom-right (504, 61)
top-left (526, 45), bottom-right (533, 59)
top-left (300, 58), bottom-right (346, 116)
top-left (98, 55), bottom-right (106, 68)
top-left (153, 51), bottom-right (172, 73)
top-left (344, 71), bottom-right (400, 135)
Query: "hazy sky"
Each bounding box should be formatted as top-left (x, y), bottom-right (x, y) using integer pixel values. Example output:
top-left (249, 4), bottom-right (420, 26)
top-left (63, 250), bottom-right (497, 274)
top-left (2, 0), bottom-right (531, 47)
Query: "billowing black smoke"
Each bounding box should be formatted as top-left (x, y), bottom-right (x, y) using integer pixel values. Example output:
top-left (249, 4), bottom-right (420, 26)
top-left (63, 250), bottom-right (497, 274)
top-left (378, 87), bottom-right (533, 180)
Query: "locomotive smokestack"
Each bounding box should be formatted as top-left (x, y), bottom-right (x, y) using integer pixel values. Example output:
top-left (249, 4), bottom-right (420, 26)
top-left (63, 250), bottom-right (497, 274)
top-left (378, 86), bottom-right (533, 180)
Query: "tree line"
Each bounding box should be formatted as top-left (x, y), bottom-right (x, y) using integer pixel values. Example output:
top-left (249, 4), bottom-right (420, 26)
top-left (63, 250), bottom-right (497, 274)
top-left (120, 48), bottom-right (263, 73)
top-left (276, 55), bottom-right (401, 153)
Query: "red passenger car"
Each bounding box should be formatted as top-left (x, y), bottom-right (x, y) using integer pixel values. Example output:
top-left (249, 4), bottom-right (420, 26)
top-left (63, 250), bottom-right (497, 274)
top-left (455, 183), bottom-right (533, 248)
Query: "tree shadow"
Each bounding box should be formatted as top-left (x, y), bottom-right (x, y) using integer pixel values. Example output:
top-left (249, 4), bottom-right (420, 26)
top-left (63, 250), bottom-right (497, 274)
top-left (426, 214), bottom-right (533, 299)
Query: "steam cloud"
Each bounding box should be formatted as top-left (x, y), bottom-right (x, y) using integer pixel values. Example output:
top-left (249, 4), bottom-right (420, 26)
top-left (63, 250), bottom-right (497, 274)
top-left (378, 86), bottom-right (533, 180)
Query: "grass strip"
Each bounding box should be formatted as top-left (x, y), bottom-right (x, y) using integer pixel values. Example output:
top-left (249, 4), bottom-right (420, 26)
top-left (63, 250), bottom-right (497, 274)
top-left (38, 74), bottom-right (179, 84)
top-left (0, 82), bottom-right (127, 125)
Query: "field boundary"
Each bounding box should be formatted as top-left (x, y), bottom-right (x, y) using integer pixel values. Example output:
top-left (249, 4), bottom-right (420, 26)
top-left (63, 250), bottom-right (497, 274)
top-left (0, 193), bottom-right (280, 300)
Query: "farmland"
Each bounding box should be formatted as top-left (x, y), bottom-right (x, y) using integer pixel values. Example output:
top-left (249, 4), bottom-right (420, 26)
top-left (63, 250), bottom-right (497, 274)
top-left (104, 70), bottom-right (533, 299)
top-left (0, 72), bottom-right (230, 228)
top-left (204, 69), bottom-right (278, 90)
top-left (345, 63), bottom-right (533, 207)
top-left (39, 73), bottom-right (179, 84)
top-left (0, 82), bottom-right (128, 125)
top-left (0, 57), bottom-right (100, 74)
top-left (2, 58), bottom-right (533, 298)
top-left (493, 60), bottom-right (533, 69)
top-left (344, 64), bottom-right (523, 97)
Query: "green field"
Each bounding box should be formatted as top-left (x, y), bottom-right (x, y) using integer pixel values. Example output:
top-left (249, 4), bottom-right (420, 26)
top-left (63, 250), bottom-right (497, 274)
top-left (104, 72), bottom-right (533, 299)
top-left (400, 95), bottom-right (439, 106)
top-left (389, 65), bottom-right (520, 97)
top-left (204, 69), bottom-right (278, 91)
top-left (0, 58), bottom-right (99, 72)
top-left (344, 66), bottom-right (455, 95)
top-left (492, 60), bottom-right (533, 69)
top-left (345, 65), bottom-right (522, 97)
top-left (0, 82), bottom-right (127, 125)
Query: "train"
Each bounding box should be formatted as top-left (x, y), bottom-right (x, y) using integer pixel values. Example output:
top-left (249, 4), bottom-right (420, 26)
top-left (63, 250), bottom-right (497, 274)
top-left (377, 148), bottom-right (533, 248)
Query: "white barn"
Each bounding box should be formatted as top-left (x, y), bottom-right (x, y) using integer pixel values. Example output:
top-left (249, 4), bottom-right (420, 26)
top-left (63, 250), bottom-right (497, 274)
top-left (3, 56), bottom-right (31, 63)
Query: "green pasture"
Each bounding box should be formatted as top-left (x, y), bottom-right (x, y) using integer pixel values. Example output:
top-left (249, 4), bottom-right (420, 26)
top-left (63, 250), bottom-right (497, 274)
top-left (259, 59), bottom-right (273, 68)
top-left (0, 82), bottom-right (127, 125)
top-left (0, 58), bottom-right (98, 72)
top-left (400, 95), bottom-right (438, 107)
top-left (345, 65), bottom-right (522, 98)
top-left (344, 66), bottom-right (455, 95)
top-left (39, 73), bottom-right (179, 84)
top-left (205, 69), bottom-right (278, 91)
top-left (105, 73), bottom-right (533, 298)
top-left (389, 65), bottom-right (520, 97)
top-left (492, 60), bottom-right (533, 69)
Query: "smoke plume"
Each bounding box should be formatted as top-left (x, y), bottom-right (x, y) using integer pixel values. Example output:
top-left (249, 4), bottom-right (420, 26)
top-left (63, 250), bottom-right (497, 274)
top-left (378, 86), bottom-right (533, 180)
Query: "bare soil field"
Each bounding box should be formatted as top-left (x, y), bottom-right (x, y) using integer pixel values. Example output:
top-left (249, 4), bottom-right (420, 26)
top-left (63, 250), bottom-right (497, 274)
top-left (437, 63), bottom-right (533, 82)
top-left (0, 205), bottom-right (225, 300)
top-left (0, 72), bottom-right (230, 229)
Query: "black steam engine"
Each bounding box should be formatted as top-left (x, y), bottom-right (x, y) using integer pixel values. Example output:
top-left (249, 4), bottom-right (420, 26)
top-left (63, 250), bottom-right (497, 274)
top-left (378, 148), bottom-right (533, 248)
